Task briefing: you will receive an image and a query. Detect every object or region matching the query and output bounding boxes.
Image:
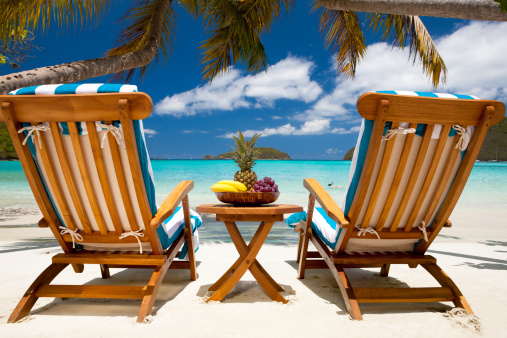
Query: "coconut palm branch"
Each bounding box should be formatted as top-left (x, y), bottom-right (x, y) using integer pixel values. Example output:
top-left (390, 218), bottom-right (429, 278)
top-left (107, 0), bottom-right (177, 81)
top-left (314, 5), bottom-right (366, 78)
top-left (197, 0), bottom-right (294, 81)
top-left (369, 14), bottom-right (447, 87)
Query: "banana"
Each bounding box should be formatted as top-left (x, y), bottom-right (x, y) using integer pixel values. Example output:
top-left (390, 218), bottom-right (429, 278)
top-left (210, 183), bottom-right (239, 193)
top-left (217, 180), bottom-right (247, 192)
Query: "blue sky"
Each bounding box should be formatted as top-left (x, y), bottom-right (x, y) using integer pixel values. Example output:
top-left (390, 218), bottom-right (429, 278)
top-left (2, 2), bottom-right (507, 159)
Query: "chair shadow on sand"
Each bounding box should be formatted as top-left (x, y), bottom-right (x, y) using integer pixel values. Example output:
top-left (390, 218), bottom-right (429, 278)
top-left (284, 259), bottom-right (452, 316)
top-left (0, 240), bottom-right (59, 254)
top-left (195, 282), bottom-right (295, 304)
top-left (26, 262), bottom-right (201, 319)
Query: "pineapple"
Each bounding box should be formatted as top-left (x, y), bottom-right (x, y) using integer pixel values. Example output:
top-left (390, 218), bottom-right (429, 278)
top-left (231, 131), bottom-right (261, 191)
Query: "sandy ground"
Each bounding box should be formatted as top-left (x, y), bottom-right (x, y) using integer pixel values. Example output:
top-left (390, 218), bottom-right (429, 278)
top-left (0, 210), bottom-right (506, 338)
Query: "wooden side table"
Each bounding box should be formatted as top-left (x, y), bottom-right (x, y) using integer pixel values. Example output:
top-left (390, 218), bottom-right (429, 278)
top-left (196, 204), bottom-right (303, 303)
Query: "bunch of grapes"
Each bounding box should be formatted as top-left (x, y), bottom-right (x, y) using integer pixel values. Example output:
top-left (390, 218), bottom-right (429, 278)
top-left (253, 177), bottom-right (279, 193)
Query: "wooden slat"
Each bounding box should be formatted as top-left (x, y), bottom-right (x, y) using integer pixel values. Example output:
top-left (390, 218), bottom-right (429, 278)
top-left (361, 122), bottom-right (400, 229)
top-left (305, 260), bottom-right (384, 269)
top-left (32, 124), bottom-right (77, 231)
top-left (36, 285), bottom-right (146, 299)
top-left (52, 252), bottom-right (166, 266)
top-left (68, 122), bottom-right (108, 235)
top-left (86, 121), bottom-right (123, 235)
top-left (351, 228), bottom-right (431, 239)
top-left (348, 100), bottom-right (390, 226)
top-left (415, 106), bottom-right (496, 254)
top-left (0, 93), bottom-right (153, 122)
top-left (357, 93), bottom-right (505, 125)
top-left (50, 122), bottom-right (92, 234)
top-left (151, 180), bottom-right (194, 228)
top-left (354, 287), bottom-right (454, 303)
top-left (107, 125), bottom-right (139, 232)
top-left (389, 124), bottom-right (435, 231)
top-left (332, 254), bottom-right (437, 265)
top-left (377, 123), bottom-right (417, 231)
top-left (422, 144), bottom-right (461, 227)
top-left (404, 125), bottom-right (451, 231)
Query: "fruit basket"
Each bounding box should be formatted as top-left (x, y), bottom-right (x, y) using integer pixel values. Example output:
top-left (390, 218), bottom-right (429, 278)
top-left (215, 192), bottom-right (280, 206)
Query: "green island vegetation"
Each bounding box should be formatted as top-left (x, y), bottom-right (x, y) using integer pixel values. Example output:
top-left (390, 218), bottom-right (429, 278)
top-left (203, 147), bottom-right (291, 160)
top-left (0, 123), bottom-right (17, 159)
top-left (342, 118), bottom-right (507, 162)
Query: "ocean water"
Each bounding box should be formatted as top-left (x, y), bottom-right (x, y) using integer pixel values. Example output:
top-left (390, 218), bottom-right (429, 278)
top-left (1, 160), bottom-right (506, 243)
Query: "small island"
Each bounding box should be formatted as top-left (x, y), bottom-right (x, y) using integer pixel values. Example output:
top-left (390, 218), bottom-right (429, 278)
top-left (203, 147), bottom-right (291, 160)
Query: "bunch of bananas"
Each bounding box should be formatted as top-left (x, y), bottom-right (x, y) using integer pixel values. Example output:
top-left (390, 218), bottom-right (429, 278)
top-left (210, 180), bottom-right (247, 193)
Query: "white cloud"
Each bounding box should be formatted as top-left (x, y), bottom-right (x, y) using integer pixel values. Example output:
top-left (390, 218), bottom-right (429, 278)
top-left (143, 128), bottom-right (158, 137)
top-left (154, 56), bottom-right (323, 117)
top-left (301, 21), bottom-right (507, 121)
top-left (326, 148), bottom-right (339, 154)
top-left (272, 116), bottom-right (283, 120)
top-left (219, 120), bottom-right (359, 138)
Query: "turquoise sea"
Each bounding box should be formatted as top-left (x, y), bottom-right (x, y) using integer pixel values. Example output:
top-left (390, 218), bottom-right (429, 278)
top-left (1, 160), bottom-right (506, 244)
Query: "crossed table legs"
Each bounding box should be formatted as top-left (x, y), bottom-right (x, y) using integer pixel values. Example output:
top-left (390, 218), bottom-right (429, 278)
top-left (206, 220), bottom-right (287, 304)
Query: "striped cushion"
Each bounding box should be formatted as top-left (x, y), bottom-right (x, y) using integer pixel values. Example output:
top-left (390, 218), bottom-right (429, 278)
top-left (11, 84), bottom-right (200, 257)
top-left (289, 91), bottom-right (477, 253)
top-left (287, 208), bottom-right (342, 248)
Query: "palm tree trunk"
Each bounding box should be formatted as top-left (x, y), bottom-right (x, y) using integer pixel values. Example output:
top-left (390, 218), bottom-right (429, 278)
top-left (318, 0), bottom-right (507, 21)
top-left (0, 0), bottom-right (172, 94)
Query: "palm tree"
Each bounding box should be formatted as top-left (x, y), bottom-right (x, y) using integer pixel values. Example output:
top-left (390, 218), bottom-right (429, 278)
top-left (0, 0), bottom-right (448, 94)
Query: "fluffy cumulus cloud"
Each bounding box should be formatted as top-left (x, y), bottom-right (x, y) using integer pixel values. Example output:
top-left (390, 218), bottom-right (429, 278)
top-left (299, 21), bottom-right (507, 122)
top-left (143, 128), bottom-right (158, 137)
top-left (154, 56), bottom-right (322, 117)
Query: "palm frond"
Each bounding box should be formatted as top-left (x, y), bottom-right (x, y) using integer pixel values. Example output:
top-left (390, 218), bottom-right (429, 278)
top-left (368, 14), bottom-right (447, 88)
top-left (197, 0), bottom-right (294, 81)
top-left (0, 0), bottom-right (111, 46)
top-left (315, 4), bottom-right (366, 78)
top-left (107, 1), bottom-right (177, 82)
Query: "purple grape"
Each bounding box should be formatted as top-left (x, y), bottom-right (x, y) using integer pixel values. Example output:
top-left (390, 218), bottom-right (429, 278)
top-left (253, 184), bottom-right (260, 190)
top-left (273, 184), bottom-right (278, 191)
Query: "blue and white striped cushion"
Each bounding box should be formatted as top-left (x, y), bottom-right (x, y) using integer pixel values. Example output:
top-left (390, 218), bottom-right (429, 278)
top-left (288, 91), bottom-right (477, 251)
top-left (11, 83), bottom-right (201, 257)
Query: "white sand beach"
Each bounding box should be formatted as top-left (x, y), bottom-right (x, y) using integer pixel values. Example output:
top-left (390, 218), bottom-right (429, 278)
top-left (0, 211), bottom-right (506, 338)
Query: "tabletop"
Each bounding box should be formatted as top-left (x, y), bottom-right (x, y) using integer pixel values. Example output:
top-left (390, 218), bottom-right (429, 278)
top-left (196, 204), bottom-right (302, 215)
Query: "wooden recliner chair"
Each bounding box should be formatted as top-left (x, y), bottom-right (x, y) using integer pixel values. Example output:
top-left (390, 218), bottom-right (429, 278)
top-left (0, 84), bottom-right (200, 323)
top-left (293, 91), bottom-right (505, 319)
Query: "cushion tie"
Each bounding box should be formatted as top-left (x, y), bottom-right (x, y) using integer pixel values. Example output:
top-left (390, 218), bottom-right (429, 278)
top-left (18, 124), bottom-right (50, 149)
top-left (59, 226), bottom-right (84, 248)
top-left (97, 123), bottom-right (126, 148)
top-left (418, 221), bottom-right (429, 242)
top-left (119, 230), bottom-right (144, 253)
top-left (355, 226), bottom-right (380, 240)
top-left (452, 125), bottom-right (470, 151)
top-left (382, 127), bottom-right (416, 141)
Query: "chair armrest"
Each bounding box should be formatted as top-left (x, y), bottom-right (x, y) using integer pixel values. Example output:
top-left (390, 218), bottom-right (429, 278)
top-left (150, 180), bottom-right (194, 229)
top-left (38, 217), bottom-right (49, 228)
top-left (444, 219), bottom-right (452, 228)
top-left (303, 178), bottom-right (349, 228)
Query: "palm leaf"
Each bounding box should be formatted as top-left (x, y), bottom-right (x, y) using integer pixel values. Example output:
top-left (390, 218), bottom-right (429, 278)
top-left (314, 4), bottom-right (366, 78)
top-left (197, 0), bottom-right (294, 81)
top-left (0, 0), bottom-right (111, 46)
top-left (368, 14), bottom-right (447, 88)
top-left (107, 0), bottom-right (177, 82)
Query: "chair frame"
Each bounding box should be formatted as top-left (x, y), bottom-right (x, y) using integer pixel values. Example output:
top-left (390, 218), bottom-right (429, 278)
top-left (296, 93), bottom-right (505, 320)
top-left (0, 93), bottom-right (197, 323)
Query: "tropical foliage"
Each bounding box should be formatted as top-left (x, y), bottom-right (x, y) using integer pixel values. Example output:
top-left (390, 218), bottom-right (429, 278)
top-left (0, 0), bottom-right (447, 93)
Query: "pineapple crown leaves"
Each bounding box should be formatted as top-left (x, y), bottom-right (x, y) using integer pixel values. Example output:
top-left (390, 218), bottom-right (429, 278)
top-left (229, 130), bottom-right (261, 170)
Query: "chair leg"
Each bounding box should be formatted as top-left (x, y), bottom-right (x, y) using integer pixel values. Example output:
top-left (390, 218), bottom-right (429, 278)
top-left (422, 263), bottom-right (473, 314)
top-left (100, 264), bottom-right (110, 279)
top-left (137, 265), bottom-right (168, 323)
top-left (297, 222), bottom-right (310, 279)
top-left (296, 224), bottom-right (304, 263)
top-left (380, 264), bottom-right (390, 277)
top-left (8, 263), bottom-right (68, 323)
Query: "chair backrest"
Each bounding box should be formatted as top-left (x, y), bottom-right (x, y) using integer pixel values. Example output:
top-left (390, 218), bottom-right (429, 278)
top-left (335, 91), bottom-right (505, 254)
top-left (0, 84), bottom-right (166, 255)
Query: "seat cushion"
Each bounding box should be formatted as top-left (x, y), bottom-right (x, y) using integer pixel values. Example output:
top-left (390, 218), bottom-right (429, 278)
top-left (287, 207), bottom-right (342, 249)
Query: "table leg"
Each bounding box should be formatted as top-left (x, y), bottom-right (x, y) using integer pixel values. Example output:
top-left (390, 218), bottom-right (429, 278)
top-left (207, 221), bottom-right (284, 303)
top-left (227, 221), bottom-right (285, 292)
